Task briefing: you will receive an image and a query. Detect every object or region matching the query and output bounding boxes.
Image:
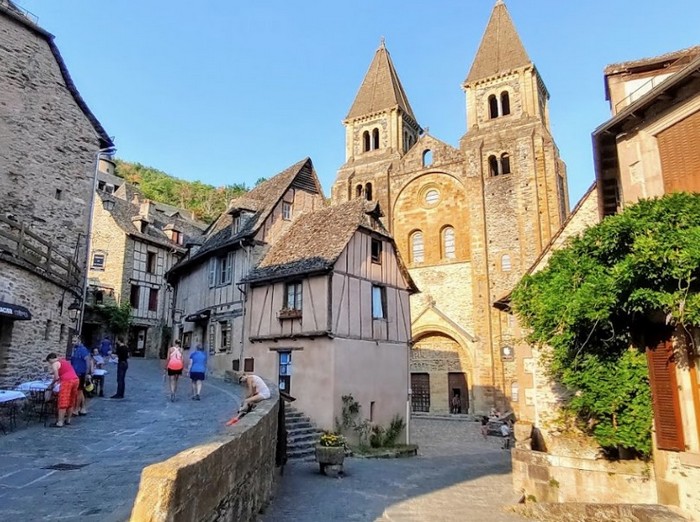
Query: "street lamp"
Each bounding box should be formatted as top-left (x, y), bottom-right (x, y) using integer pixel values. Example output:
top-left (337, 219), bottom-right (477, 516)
top-left (101, 195), bottom-right (116, 212)
top-left (67, 297), bottom-right (82, 324)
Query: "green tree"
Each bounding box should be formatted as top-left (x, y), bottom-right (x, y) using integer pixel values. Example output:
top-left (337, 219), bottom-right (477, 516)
top-left (512, 192), bottom-right (700, 457)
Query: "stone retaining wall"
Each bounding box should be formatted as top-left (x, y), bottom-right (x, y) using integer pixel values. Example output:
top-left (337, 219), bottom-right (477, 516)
top-left (131, 389), bottom-right (279, 521)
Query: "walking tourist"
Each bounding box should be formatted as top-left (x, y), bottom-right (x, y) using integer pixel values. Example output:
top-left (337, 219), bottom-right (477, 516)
top-left (188, 343), bottom-right (207, 401)
top-left (451, 393), bottom-right (462, 414)
top-left (99, 335), bottom-right (113, 358)
top-left (166, 340), bottom-right (184, 402)
top-left (480, 416), bottom-right (489, 440)
top-left (70, 337), bottom-right (92, 415)
top-left (45, 352), bottom-right (79, 427)
top-left (91, 349), bottom-right (105, 397)
top-left (111, 338), bottom-right (128, 399)
top-left (501, 420), bottom-right (513, 450)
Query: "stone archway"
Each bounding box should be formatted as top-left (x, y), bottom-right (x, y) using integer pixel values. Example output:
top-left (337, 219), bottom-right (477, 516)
top-left (411, 332), bottom-right (473, 414)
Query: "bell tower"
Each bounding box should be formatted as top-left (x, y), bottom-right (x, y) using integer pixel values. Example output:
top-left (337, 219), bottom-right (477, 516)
top-left (332, 39), bottom-right (421, 229)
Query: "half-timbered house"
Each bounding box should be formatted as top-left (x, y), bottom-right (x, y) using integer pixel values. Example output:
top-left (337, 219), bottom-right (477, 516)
top-left (242, 198), bottom-right (417, 431)
top-left (167, 158), bottom-right (325, 374)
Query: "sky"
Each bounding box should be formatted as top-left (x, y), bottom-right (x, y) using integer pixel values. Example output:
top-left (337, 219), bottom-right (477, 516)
top-left (17, 0), bottom-right (700, 206)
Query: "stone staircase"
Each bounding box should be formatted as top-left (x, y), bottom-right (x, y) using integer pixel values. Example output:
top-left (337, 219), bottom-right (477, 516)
top-left (285, 407), bottom-right (323, 461)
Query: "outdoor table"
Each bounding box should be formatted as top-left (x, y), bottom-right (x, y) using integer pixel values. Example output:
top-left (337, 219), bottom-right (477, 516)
top-left (16, 381), bottom-right (58, 426)
top-left (16, 380), bottom-right (59, 392)
top-left (0, 389), bottom-right (26, 433)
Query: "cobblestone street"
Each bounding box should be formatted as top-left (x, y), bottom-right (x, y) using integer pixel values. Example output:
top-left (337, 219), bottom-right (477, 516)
top-left (263, 417), bottom-right (525, 522)
top-left (0, 359), bottom-right (244, 521)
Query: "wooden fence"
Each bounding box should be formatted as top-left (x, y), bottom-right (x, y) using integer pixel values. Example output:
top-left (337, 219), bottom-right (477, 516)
top-left (0, 214), bottom-right (82, 289)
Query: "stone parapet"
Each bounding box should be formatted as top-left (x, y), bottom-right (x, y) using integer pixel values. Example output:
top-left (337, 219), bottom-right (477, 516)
top-left (131, 387), bottom-right (279, 521)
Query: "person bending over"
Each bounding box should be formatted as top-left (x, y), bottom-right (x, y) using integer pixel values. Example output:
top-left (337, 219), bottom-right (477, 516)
top-left (226, 374), bottom-right (270, 425)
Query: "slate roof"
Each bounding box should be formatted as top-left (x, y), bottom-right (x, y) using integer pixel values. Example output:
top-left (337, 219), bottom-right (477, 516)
top-left (346, 40), bottom-right (417, 121)
top-left (107, 184), bottom-right (206, 252)
top-left (168, 157), bottom-right (321, 276)
top-left (465, 0), bottom-right (531, 84)
top-left (604, 45), bottom-right (700, 76)
top-left (0, 2), bottom-right (113, 148)
top-left (244, 199), bottom-right (417, 293)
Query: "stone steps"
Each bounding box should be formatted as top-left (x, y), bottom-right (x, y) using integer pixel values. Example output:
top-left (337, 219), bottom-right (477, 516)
top-left (285, 407), bottom-right (323, 461)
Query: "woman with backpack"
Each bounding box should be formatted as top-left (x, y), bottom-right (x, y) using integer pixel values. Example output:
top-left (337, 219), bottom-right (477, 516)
top-left (165, 340), bottom-right (184, 402)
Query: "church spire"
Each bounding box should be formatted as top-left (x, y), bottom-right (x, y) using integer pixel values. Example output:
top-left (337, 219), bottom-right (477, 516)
top-left (465, 0), bottom-right (531, 84)
top-left (346, 39), bottom-right (416, 121)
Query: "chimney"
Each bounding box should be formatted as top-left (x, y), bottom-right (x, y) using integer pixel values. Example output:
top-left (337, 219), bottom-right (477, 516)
top-left (140, 200), bottom-right (152, 219)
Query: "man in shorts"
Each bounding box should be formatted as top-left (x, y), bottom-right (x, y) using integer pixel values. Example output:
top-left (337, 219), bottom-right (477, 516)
top-left (46, 352), bottom-right (79, 427)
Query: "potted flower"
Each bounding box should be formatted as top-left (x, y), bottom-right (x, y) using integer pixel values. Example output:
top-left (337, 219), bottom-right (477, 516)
top-left (277, 307), bottom-right (302, 319)
top-left (315, 432), bottom-right (346, 475)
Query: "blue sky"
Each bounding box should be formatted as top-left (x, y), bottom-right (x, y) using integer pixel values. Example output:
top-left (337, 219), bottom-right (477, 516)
top-left (18, 0), bottom-right (700, 205)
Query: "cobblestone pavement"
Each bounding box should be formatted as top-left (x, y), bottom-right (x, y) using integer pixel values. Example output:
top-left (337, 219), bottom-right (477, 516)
top-left (0, 359), bottom-right (244, 521)
top-left (263, 417), bottom-right (526, 522)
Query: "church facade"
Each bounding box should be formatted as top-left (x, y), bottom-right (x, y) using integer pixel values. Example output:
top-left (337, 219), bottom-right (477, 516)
top-left (332, 1), bottom-right (569, 414)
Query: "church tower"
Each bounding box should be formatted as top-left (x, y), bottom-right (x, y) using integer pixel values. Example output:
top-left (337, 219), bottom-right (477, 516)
top-left (332, 39), bottom-right (422, 230)
top-left (462, 0), bottom-right (569, 408)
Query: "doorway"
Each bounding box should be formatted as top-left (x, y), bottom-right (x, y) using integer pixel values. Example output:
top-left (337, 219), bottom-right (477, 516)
top-left (411, 373), bottom-right (430, 412)
top-left (129, 327), bottom-right (147, 357)
top-left (448, 372), bottom-right (468, 413)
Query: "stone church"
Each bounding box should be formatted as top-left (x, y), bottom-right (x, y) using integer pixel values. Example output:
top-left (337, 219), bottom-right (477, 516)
top-left (332, 0), bottom-right (569, 414)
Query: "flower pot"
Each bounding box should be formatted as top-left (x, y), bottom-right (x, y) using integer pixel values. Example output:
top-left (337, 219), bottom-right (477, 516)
top-left (315, 445), bottom-right (345, 476)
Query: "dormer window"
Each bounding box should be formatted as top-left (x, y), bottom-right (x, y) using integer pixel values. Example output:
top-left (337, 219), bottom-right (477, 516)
top-left (233, 215), bottom-right (241, 234)
top-left (282, 189), bottom-right (294, 221)
top-left (172, 230), bottom-right (183, 244)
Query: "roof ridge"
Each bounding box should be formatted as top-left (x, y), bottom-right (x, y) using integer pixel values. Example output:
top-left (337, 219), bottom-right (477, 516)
top-left (465, 1), bottom-right (531, 84)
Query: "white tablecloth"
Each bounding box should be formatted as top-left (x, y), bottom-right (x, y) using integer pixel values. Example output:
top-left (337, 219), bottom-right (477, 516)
top-left (16, 380), bottom-right (59, 393)
top-left (93, 369), bottom-right (108, 377)
top-left (0, 390), bottom-right (26, 403)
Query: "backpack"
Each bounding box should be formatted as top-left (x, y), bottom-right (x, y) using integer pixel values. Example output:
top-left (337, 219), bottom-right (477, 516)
top-left (167, 347), bottom-right (183, 370)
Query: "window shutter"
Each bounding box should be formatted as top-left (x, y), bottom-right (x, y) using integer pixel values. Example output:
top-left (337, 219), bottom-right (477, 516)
top-left (646, 338), bottom-right (685, 451)
top-left (657, 110), bottom-right (700, 193)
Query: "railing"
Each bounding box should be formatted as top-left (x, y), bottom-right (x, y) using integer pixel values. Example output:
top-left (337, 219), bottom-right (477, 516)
top-left (0, 214), bottom-right (82, 289)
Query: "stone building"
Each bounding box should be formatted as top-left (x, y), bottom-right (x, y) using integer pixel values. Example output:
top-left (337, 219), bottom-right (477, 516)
top-left (0, 1), bottom-right (113, 386)
top-left (242, 198), bottom-right (416, 431)
top-left (167, 158), bottom-right (326, 374)
top-left (331, 0), bottom-right (569, 414)
top-left (507, 48), bottom-right (700, 516)
top-left (85, 178), bottom-right (206, 357)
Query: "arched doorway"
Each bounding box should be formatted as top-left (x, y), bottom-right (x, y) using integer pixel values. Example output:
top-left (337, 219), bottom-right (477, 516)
top-left (411, 332), bottom-right (472, 414)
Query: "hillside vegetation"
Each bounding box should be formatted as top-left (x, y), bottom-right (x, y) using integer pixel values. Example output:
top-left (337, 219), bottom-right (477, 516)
top-left (114, 159), bottom-right (248, 223)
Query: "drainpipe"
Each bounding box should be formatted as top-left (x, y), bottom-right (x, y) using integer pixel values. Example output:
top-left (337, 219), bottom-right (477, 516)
top-left (78, 146), bottom-right (116, 336)
top-left (406, 338), bottom-right (412, 444)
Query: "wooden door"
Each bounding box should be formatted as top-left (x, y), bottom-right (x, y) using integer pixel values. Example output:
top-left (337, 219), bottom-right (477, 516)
top-left (448, 372), bottom-right (469, 413)
top-left (411, 373), bottom-right (430, 412)
top-left (646, 337), bottom-right (684, 451)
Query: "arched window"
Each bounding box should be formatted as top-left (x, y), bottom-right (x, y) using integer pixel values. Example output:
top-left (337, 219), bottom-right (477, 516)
top-left (488, 95), bottom-right (499, 119)
top-left (500, 91), bottom-right (510, 116)
top-left (422, 149), bottom-right (433, 167)
top-left (441, 226), bottom-right (456, 259)
top-left (511, 381), bottom-right (519, 402)
top-left (410, 231), bottom-right (424, 264)
top-left (363, 131), bottom-right (370, 152)
top-left (488, 155), bottom-right (499, 176)
top-left (501, 254), bottom-right (512, 272)
top-left (501, 153), bottom-right (511, 175)
top-left (365, 183), bottom-right (373, 201)
top-left (372, 128), bottom-right (380, 150)
top-left (355, 184), bottom-right (364, 198)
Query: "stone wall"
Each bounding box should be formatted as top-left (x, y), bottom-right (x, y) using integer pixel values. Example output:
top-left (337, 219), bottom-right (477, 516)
top-left (131, 390), bottom-right (279, 522)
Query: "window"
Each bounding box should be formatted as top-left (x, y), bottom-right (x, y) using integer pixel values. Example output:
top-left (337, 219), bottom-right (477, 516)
top-left (501, 254), bottom-right (512, 272)
top-left (442, 226), bottom-right (456, 259)
top-left (501, 153), bottom-right (511, 175)
top-left (372, 285), bottom-right (386, 319)
top-left (372, 128), bottom-right (380, 150)
top-left (279, 351), bottom-right (291, 393)
top-left (148, 288), bottom-right (158, 311)
top-left (488, 95), bottom-right (499, 119)
top-left (422, 149), bottom-right (433, 167)
top-left (208, 258), bottom-right (217, 287)
top-left (233, 216), bottom-right (241, 233)
top-left (370, 401), bottom-right (375, 422)
top-left (489, 155), bottom-right (499, 176)
top-left (425, 189), bottom-right (440, 205)
top-left (44, 319), bottom-right (52, 341)
top-left (410, 231), bottom-right (424, 263)
top-left (172, 230), bottom-right (183, 244)
top-left (55, 189), bottom-right (62, 200)
top-left (92, 253), bottom-right (105, 270)
top-left (139, 220), bottom-right (148, 233)
top-left (363, 131), bottom-right (370, 152)
top-left (365, 183), bottom-right (372, 201)
top-left (244, 357), bottom-right (255, 372)
top-left (282, 201), bottom-right (292, 220)
top-left (232, 359), bottom-right (240, 371)
top-left (147, 252), bottom-right (157, 274)
top-left (218, 254), bottom-right (232, 285)
top-left (285, 282), bottom-right (302, 310)
top-left (130, 285), bottom-right (140, 308)
top-left (219, 321), bottom-right (231, 352)
top-left (501, 91), bottom-right (511, 116)
top-left (94, 291), bottom-right (104, 305)
top-left (371, 238), bottom-right (382, 264)
top-left (511, 381), bottom-right (519, 402)
top-left (355, 184), bottom-right (364, 198)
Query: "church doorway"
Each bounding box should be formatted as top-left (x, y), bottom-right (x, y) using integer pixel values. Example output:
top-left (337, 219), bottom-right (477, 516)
top-left (448, 372), bottom-right (468, 413)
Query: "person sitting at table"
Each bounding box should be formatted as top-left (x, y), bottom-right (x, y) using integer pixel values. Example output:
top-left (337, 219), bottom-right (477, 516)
top-left (45, 352), bottom-right (79, 427)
